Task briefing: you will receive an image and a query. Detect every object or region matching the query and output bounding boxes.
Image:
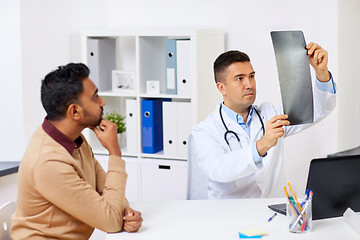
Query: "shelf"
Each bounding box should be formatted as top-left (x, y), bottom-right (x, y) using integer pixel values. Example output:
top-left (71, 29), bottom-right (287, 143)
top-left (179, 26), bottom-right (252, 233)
top-left (98, 91), bottom-right (136, 97)
top-left (98, 91), bottom-right (191, 100)
top-left (81, 28), bottom-right (224, 201)
top-left (139, 93), bottom-right (191, 99)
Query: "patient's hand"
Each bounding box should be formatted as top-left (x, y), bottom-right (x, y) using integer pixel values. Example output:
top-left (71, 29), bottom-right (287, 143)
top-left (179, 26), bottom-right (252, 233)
top-left (123, 208), bottom-right (143, 232)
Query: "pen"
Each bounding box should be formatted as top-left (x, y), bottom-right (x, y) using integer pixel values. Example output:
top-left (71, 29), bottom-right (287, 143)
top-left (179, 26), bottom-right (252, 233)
top-left (290, 198), bottom-right (311, 231)
top-left (288, 182), bottom-right (303, 212)
top-left (283, 186), bottom-right (297, 218)
top-left (268, 212), bottom-right (277, 222)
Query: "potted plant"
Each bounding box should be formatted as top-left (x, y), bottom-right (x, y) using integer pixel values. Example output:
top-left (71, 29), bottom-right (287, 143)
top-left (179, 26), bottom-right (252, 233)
top-left (103, 111), bottom-right (126, 146)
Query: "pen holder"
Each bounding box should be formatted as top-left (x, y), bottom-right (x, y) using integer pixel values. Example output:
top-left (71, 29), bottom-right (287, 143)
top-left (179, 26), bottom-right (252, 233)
top-left (287, 198), bottom-right (312, 233)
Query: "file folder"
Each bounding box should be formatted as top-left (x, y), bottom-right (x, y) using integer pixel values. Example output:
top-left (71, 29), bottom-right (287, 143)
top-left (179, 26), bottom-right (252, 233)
top-left (87, 38), bottom-right (116, 91)
top-left (176, 40), bottom-right (191, 96)
top-left (176, 102), bottom-right (192, 157)
top-left (165, 39), bottom-right (177, 94)
top-left (142, 99), bottom-right (170, 153)
top-left (162, 102), bottom-right (192, 157)
top-left (163, 101), bottom-right (178, 156)
top-left (126, 99), bottom-right (138, 154)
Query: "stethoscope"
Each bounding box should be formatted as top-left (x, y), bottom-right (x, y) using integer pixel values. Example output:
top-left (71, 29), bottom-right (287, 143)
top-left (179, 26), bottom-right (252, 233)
top-left (219, 104), bottom-right (265, 146)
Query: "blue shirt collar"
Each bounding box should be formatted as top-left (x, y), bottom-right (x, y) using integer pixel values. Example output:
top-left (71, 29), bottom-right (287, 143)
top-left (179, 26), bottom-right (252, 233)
top-left (221, 103), bottom-right (254, 125)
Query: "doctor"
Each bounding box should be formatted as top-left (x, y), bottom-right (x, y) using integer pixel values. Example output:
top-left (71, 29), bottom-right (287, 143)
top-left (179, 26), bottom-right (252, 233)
top-left (189, 42), bottom-right (336, 199)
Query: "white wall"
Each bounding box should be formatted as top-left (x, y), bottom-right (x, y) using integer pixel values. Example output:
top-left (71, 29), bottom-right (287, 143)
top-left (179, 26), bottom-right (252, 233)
top-left (108, 0), bottom-right (338, 194)
top-left (0, 0), bottom-right (25, 161)
top-left (338, 0), bottom-right (360, 151)
top-left (20, 0), bottom-right (109, 145)
top-left (2, 0), bottom-right (356, 195)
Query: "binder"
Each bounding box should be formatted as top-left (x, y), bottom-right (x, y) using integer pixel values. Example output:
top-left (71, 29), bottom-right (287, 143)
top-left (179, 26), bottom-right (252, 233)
top-left (162, 101), bottom-right (178, 156)
top-left (176, 40), bottom-right (191, 96)
top-left (87, 38), bottom-right (116, 91)
top-left (162, 102), bottom-right (192, 157)
top-left (165, 39), bottom-right (177, 94)
top-left (125, 99), bottom-right (138, 154)
top-left (176, 102), bottom-right (192, 157)
top-left (142, 99), bottom-right (170, 153)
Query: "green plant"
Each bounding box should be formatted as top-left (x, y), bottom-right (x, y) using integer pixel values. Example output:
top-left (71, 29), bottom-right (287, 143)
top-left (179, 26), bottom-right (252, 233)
top-left (103, 111), bottom-right (126, 134)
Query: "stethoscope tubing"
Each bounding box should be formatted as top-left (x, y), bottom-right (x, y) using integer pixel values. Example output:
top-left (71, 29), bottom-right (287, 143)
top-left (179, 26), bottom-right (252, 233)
top-left (219, 104), bottom-right (265, 146)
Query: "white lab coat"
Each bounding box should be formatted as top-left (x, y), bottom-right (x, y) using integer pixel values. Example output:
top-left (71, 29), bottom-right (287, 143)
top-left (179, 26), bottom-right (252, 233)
top-left (190, 85), bottom-right (336, 199)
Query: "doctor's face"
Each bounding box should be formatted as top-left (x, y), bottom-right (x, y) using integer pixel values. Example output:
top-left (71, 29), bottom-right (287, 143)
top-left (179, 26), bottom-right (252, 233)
top-left (217, 61), bottom-right (256, 113)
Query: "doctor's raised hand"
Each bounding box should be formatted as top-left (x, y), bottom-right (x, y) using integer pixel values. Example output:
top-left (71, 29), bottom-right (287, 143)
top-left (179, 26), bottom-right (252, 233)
top-left (306, 42), bottom-right (330, 82)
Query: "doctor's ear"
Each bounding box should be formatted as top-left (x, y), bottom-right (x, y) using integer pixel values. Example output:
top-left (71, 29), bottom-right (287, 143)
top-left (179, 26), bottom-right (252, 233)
top-left (216, 81), bottom-right (226, 96)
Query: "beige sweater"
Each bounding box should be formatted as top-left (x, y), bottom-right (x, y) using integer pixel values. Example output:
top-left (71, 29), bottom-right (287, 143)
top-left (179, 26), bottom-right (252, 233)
top-left (11, 126), bottom-right (128, 240)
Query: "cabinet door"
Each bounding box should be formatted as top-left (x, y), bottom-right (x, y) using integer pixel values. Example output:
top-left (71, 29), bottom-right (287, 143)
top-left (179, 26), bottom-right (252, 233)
top-left (140, 159), bottom-right (187, 201)
top-left (95, 154), bottom-right (139, 201)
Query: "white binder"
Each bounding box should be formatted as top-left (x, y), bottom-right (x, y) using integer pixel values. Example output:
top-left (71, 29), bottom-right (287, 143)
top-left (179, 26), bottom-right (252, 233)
top-left (176, 40), bottom-right (191, 96)
top-left (176, 102), bottom-right (192, 157)
top-left (162, 102), bottom-right (178, 156)
top-left (126, 99), bottom-right (138, 154)
top-left (87, 38), bottom-right (116, 91)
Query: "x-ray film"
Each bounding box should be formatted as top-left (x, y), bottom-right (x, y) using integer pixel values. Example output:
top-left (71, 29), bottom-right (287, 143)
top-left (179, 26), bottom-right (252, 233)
top-left (271, 30), bottom-right (313, 125)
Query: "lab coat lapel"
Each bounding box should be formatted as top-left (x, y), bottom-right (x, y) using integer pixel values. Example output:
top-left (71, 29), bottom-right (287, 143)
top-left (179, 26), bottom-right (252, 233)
top-left (251, 108), bottom-right (265, 142)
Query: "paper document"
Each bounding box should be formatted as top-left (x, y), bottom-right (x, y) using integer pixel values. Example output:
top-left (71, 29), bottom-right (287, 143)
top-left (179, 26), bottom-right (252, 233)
top-left (343, 208), bottom-right (360, 235)
top-left (271, 30), bottom-right (313, 125)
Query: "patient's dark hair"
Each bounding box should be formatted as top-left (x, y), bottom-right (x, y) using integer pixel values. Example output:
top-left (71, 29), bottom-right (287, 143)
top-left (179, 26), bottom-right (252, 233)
top-left (213, 50), bottom-right (250, 83)
top-left (41, 63), bottom-right (90, 121)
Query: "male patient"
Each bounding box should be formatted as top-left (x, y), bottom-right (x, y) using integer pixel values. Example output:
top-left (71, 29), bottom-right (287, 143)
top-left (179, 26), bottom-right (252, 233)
top-left (11, 63), bottom-right (142, 239)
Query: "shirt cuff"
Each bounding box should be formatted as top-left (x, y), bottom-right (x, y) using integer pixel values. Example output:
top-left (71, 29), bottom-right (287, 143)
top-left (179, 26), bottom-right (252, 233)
top-left (252, 142), bottom-right (265, 168)
top-left (315, 71), bottom-right (336, 94)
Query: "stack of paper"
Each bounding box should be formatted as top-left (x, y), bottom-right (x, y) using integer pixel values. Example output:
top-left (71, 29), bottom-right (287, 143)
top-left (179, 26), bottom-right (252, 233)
top-left (238, 228), bottom-right (268, 238)
top-left (343, 208), bottom-right (360, 235)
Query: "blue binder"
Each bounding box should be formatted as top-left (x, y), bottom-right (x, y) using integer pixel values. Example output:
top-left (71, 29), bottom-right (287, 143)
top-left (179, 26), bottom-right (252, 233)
top-left (142, 99), bottom-right (170, 153)
top-left (165, 39), bottom-right (177, 94)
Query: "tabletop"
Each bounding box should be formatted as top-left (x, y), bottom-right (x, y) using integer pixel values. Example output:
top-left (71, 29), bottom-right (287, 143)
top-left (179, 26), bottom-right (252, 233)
top-left (106, 198), bottom-right (359, 240)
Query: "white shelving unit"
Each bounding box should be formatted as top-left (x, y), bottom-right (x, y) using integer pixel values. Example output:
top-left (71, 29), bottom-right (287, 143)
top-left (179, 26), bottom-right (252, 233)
top-left (80, 28), bottom-right (224, 201)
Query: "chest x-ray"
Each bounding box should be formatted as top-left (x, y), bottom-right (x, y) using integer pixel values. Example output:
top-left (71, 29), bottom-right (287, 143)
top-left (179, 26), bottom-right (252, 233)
top-left (271, 30), bottom-right (313, 125)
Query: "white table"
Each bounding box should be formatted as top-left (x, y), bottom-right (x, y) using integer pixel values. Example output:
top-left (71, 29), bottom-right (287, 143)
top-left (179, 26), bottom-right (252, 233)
top-left (106, 198), bottom-right (359, 240)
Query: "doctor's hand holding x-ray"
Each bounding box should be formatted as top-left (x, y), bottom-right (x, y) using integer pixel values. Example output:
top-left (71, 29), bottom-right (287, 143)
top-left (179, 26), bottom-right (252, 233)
top-left (257, 42), bottom-right (330, 156)
top-left (189, 42), bottom-right (336, 199)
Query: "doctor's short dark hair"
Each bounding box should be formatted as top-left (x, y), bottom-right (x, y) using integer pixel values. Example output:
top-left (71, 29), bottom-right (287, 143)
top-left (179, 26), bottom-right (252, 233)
top-left (41, 63), bottom-right (90, 121)
top-left (213, 50), bottom-right (251, 83)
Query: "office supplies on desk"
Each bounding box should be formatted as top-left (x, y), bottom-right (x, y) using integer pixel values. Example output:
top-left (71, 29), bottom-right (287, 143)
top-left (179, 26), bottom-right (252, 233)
top-left (142, 98), bottom-right (170, 153)
top-left (343, 207), bottom-right (360, 236)
top-left (287, 192), bottom-right (312, 233)
top-left (267, 212), bottom-right (277, 222)
top-left (271, 30), bottom-right (313, 125)
top-left (238, 228), bottom-right (267, 238)
top-left (269, 154), bottom-right (360, 220)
